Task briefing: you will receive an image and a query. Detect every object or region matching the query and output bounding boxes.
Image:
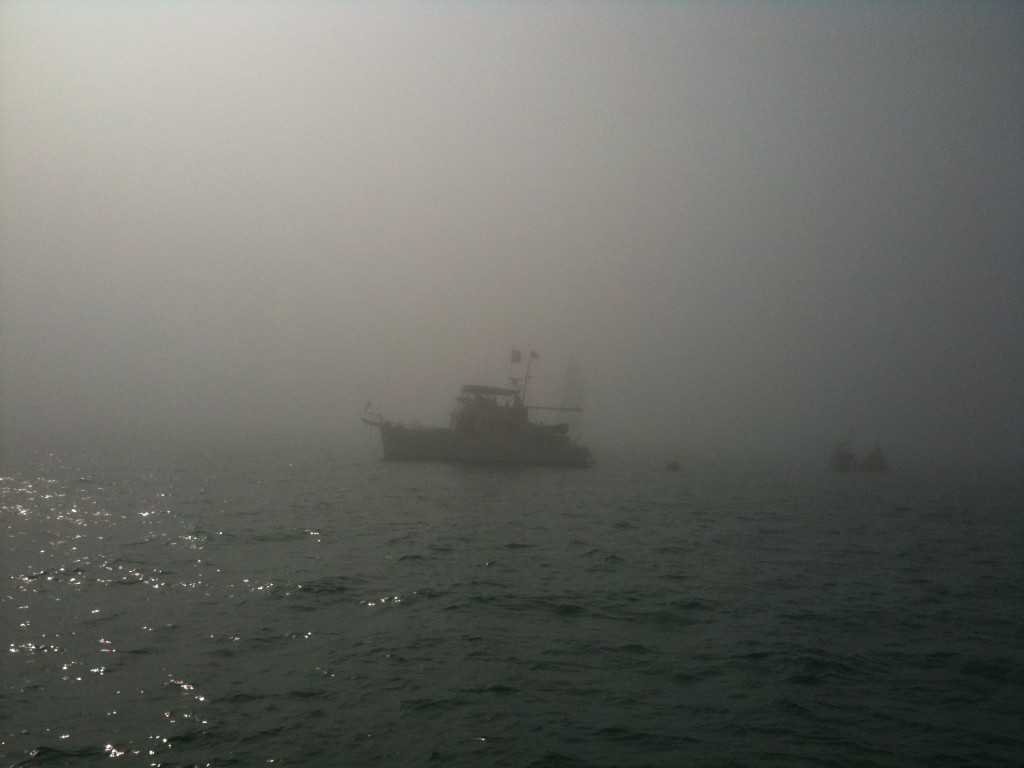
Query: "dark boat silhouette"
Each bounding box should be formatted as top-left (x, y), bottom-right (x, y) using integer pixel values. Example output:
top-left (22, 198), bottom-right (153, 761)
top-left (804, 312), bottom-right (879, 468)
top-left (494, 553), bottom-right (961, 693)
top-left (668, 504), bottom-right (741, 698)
top-left (859, 444), bottom-right (889, 473)
top-left (830, 442), bottom-right (857, 473)
top-left (363, 351), bottom-right (589, 467)
top-left (830, 442), bottom-right (889, 474)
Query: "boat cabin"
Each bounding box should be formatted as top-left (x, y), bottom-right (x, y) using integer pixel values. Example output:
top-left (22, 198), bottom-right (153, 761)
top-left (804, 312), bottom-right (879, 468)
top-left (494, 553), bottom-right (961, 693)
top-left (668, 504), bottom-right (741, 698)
top-left (450, 384), bottom-right (527, 435)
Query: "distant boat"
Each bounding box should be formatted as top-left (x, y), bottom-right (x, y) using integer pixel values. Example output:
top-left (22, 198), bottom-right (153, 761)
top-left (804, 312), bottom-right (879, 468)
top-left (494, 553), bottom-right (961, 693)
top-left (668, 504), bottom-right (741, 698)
top-left (859, 445), bottom-right (888, 473)
top-left (664, 460), bottom-right (680, 472)
top-left (363, 352), bottom-right (590, 468)
top-left (829, 442), bottom-right (857, 473)
top-left (829, 442), bottom-right (889, 474)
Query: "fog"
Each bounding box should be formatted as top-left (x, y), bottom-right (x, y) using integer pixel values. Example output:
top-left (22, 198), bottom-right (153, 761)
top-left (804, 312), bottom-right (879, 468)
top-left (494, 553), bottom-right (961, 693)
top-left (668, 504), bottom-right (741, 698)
top-left (2, 3), bottom-right (1022, 470)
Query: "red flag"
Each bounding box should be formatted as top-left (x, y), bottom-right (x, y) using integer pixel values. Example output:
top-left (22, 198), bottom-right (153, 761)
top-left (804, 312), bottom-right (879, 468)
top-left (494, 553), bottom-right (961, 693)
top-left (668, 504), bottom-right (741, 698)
top-left (511, 348), bottom-right (522, 365)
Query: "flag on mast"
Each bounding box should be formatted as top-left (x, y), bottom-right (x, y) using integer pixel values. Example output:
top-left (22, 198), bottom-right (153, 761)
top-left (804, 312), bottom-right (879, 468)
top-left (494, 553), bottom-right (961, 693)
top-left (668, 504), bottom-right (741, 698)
top-left (530, 350), bottom-right (539, 359)
top-left (511, 348), bottom-right (522, 365)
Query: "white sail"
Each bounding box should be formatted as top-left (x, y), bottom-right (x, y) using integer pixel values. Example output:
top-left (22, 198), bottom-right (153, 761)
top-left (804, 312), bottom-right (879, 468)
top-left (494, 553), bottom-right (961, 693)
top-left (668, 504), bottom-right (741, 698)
top-left (559, 356), bottom-right (585, 437)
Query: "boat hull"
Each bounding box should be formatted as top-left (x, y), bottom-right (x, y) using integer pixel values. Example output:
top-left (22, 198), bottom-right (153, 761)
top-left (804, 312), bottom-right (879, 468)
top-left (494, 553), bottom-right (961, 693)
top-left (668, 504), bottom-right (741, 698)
top-left (375, 422), bottom-right (590, 468)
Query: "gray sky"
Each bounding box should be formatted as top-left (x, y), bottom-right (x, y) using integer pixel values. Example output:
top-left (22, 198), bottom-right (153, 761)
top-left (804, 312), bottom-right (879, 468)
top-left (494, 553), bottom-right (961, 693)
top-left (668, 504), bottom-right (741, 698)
top-left (2, 2), bottom-right (1022, 468)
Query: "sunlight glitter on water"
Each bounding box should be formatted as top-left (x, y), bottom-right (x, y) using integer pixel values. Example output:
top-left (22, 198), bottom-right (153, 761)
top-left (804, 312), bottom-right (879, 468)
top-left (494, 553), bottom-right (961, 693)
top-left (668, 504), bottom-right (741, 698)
top-left (3, 446), bottom-right (1022, 767)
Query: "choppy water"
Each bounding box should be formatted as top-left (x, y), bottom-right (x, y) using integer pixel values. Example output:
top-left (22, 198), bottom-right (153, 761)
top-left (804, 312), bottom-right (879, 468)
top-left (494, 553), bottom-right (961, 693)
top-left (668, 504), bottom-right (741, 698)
top-left (3, 442), bottom-right (1022, 767)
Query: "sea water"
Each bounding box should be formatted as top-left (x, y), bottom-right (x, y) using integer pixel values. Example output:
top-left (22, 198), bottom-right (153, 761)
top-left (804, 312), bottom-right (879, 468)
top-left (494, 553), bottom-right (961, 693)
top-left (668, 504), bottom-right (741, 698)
top-left (3, 441), bottom-right (1022, 767)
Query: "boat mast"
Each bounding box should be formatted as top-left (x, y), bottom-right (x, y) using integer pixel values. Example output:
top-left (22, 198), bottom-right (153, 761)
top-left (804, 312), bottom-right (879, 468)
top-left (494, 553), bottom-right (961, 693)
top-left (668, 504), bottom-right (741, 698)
top-left (507, 347), bottom-right (522, 394)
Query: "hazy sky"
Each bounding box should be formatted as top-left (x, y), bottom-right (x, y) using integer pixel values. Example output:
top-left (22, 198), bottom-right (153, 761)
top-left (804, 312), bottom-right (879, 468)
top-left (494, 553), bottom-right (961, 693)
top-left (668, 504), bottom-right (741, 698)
top-left (2, 2), bottom-right (1022, 467)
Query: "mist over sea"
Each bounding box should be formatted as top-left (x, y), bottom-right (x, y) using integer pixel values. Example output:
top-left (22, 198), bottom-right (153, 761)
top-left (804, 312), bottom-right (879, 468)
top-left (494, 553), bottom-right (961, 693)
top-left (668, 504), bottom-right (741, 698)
top-left (3, 440), bottom-right (1022, 767)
